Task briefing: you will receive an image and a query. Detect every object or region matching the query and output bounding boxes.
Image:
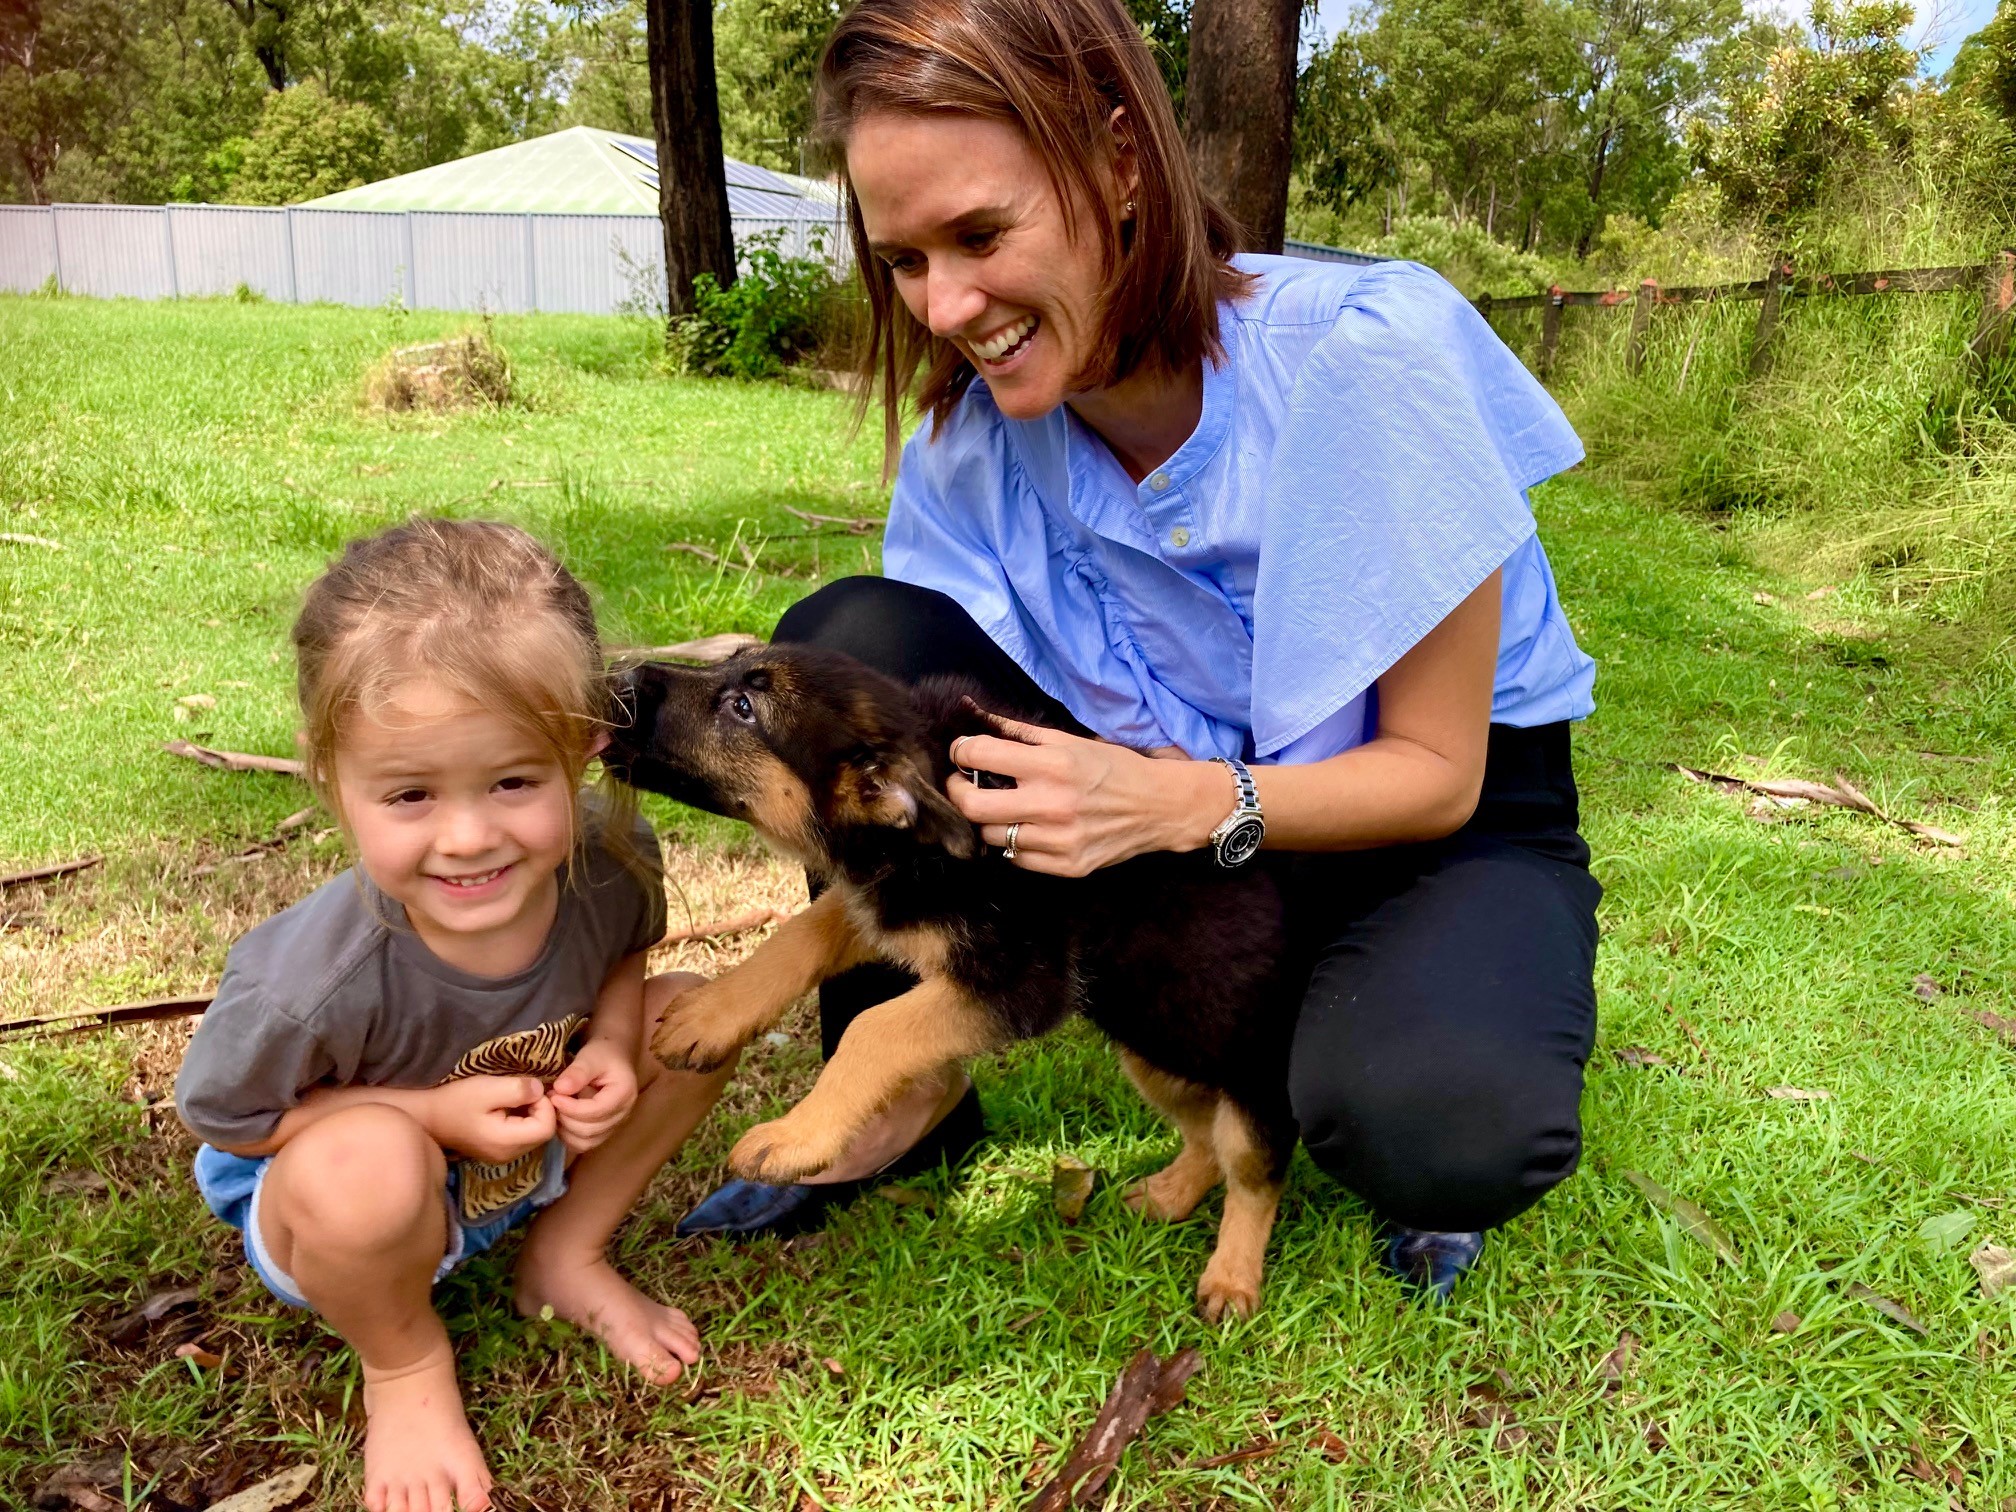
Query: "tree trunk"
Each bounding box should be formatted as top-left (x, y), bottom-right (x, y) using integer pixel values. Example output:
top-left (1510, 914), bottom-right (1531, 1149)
top-left (1183, 0), bottom-right (1299, 253)
top-left (645, 0), bottom-right (736, 318)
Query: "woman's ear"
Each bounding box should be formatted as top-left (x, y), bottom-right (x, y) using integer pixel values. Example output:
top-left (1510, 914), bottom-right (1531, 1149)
top-left (1106, 105), bottom-right (1140, 212)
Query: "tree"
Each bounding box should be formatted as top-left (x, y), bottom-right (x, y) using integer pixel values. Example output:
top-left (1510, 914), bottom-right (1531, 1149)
top-left (0, 0), bottom-right (136, 202)
top-left (1692, 0), bottom-right (1920, 222)
top-left (1949, 0), bottom-right (2016, 125)
top-left (1296, 29), bottom-right (1401, 228)
top-left (223, 78), bottom-right (389, 201)
top-left (646, 0), bottom-right (736, 315)
top-left (1184, 0), bottom-right (1301, 250)
top-left (712, 0), bottom-right (842, 171)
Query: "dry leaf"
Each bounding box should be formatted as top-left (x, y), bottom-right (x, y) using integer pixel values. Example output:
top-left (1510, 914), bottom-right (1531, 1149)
top-left (203, 1464), bottom-right (318, 1512)
top-left (1972, 1010), bottom-right (2016, 1046)
top-left (1052, 1156), bottom-right (1096, 1225)
top-left (1913, 973), bottom-right (1947, 1000)
top-left (1615, 1046), bottom-right (1669, 1068)
top-left (1671, 764), bottom-right (1962, 846)
top-left (1595, 1329), bottom-right (1640, 1389)
top-left (1765, 1086), bottom-right (1832, 1101)
top-left (43, 1169), bottom-right (110, 1197)
top-left (0, 531), bottom-right (62, 549)
top-left (106, 1285), bottom-right (202, 1347)
top-left (1968, 1241), bottom-right (2015, 1299)
top-left (1006, 1308), bottom-right (1045, 1333)
top-left (1623, 1170), bottom-right (1741, 1265)
top-left (1806, 585), bottom-right (1837, 599)
top-left (1752, 591), bottom-right (1776, 604)
top-left (1770, 1310), bottom-right (1801, 1333)
top-left (174, 1342), bottom-right (223, 1369)
top-left (1845, 1282), bottom-right (1929, 1335)
top-left (1191, 1439), bottom-right (1287, 1469)
top-left (821, 1357), bottom-right (845, 1379)
top-left (176, 693), bottom-right (217, 712)
top-left (1311, 1428), bottom-right (1350, 1462)
top-left (0, 854), bottom-right (103, 889)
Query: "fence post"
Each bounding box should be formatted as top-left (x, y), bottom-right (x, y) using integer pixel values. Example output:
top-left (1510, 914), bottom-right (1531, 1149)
top-left (1475, 291), bottom-right (1493, 322)
top-left (282, 207), bottom-right (299, 303)
top-left (48, 207), bottom-right (64, 293)
top-left (162, 206), bottom-right (180, 299)
top-left (1971, 247), bottom-right (2015, 381)
top-left (1539, 285), bottom-right (1565, 377)
top-left (1749, 251), bottom-right (1791, 379)
top-left (1628, 279), bottom-right (1657, 375)
top-left (524, 212), bottom-right (537, 311)
top-left (402, 212), bottom-right (418, 309)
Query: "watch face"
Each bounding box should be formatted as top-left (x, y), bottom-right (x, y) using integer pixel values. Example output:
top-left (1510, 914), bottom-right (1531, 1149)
top-left (1217, 817), bottom-right (1265, 869)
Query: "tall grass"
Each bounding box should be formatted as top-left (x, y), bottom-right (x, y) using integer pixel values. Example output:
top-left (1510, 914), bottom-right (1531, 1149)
top-left (1502, 135), bottom-right (2016, 644)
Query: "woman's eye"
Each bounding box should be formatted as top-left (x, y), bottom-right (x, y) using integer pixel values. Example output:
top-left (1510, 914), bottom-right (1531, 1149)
top-left (882, 252), bottom-right (922, 276)
top-left (961, 228), bottom-right (1000, 253)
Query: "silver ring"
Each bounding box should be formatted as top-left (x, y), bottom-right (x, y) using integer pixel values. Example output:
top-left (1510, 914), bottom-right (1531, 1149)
top-left (951, 734), bottom-right (976, 775)
top-left (1003, 821), bottom-right (1020, 861)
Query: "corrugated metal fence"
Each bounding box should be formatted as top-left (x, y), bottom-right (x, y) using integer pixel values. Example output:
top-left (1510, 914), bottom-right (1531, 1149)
top-left (0, 203), bottom-right (845, 314)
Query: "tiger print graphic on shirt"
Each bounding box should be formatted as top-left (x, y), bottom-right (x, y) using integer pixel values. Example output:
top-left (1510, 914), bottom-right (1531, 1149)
top-left (439, 1012), bottom-right (588, 1224)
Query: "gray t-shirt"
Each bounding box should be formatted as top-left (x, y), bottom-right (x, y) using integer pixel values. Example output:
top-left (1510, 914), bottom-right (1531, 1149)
top-left (175, 807), bottom-right (666, 1152)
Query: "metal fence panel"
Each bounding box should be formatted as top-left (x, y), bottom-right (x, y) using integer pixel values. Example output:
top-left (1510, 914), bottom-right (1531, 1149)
top-left (52, 205), bottom-right (176, 298)
top-left (412, 212), bottom-right (532, 313)
top-left (291, 210), bottom-right (408, 307)
top-left (0, 205), bottom-right (58, 292)
top-left (167, 205), bottom-right (295, 299)
top-left (531, 214), bottom-right (662, 315)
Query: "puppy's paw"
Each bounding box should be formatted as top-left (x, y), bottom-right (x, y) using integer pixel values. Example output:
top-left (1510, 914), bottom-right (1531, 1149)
top-left (727, 1113), bottom-right (849, 1184)
top-left (650, 990), bottom-right (753, 1072)
top-left (1124, 1162), bottom-right (1216, 1223)
top-left (1195, 1256), bottom-right (1262, 1325)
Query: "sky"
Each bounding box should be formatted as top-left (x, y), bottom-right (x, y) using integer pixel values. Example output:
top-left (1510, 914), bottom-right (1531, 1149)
top-left (1303, 0), bottom-right (2003, 76)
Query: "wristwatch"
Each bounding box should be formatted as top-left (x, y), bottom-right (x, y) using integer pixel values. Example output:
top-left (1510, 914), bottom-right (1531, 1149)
top-left (1206, 756), bottom-right (1265, 869)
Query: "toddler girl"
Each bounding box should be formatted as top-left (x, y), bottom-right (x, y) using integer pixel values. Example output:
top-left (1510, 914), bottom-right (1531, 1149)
top-left (175, 517), bottom-right (732, 1512)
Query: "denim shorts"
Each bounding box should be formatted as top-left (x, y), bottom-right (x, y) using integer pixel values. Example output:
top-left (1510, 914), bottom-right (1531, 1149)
top-left (193, 1139), bottom-right (568, 1309)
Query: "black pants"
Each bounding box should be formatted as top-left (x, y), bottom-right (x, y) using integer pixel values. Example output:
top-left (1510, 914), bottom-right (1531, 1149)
top-left (775, 576), bottom-right (1602, 1234)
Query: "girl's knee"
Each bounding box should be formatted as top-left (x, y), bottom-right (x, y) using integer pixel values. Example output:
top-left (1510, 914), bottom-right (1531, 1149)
top-left (266, 1104), bottom-right (444, 1241)
top-left (644, 970), bottom-right (708, 1024)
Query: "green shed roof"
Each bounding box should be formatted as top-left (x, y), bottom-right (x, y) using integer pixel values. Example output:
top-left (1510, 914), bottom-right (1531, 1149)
top-left (299, 126), bottom-right (838, 218)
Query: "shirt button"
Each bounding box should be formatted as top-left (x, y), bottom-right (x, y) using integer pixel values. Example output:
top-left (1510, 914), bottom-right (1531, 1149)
top-left (1170, 526), bottom-right (1191, 548)
top-left (1149, 471), bottom-right (1171, 492)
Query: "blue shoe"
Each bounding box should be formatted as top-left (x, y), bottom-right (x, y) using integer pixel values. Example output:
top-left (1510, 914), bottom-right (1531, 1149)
top-left (675, 1084), bottom-right (984, 1239)
top-left (1379, 1225), bottom-right (1485, 1302)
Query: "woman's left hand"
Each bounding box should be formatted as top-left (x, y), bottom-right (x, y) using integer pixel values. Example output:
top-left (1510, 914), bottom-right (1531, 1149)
top-left (946, 717), bottom-right (1221, 876)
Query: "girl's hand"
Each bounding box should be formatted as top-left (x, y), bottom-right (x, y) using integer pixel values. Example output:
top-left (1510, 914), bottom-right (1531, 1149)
top-left (550, 1038), bottom-right (640, 1154)
top-left (945, 717), bottom-right (1227, 876)
top-left (424, 1075), bottom-right (557, 1164)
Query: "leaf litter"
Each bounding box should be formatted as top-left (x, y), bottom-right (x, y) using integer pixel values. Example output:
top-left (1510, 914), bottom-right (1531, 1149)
top-left (1672, 764), bottom-right (1964, 846)
top-left (1968, 1241), bottom-right (2015, 1299)
top-left (1027, 1346), bottom-right (1202, 1510)
top-left (1623, 1171), bottom-right (1741, 1265)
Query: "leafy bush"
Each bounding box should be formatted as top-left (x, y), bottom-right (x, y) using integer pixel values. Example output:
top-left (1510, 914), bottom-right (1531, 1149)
top-left (670, 232), bottom-right (838, 381)
top-left (1364, 216), bottom-right (1569, 297)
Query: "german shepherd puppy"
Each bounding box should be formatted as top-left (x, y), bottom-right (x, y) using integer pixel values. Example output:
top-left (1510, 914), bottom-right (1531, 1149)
top-left (605, 645), bottom-right (1298, 1320)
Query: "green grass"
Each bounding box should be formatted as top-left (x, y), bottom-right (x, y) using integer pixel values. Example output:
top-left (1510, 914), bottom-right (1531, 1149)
top-left (4, 295), bottom-right (2016, 1509)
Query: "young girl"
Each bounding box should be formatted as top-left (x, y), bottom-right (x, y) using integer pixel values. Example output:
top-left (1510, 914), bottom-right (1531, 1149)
top-left (174, 518), bottom-right (732, 1512)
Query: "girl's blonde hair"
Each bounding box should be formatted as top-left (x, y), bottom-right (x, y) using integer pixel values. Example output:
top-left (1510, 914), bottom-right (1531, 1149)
top-left (293, 518), bottom-right (604, 815)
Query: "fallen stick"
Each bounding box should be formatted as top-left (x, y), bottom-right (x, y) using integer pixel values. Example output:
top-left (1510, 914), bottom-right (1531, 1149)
top-left (615, 633), bottom-right (766, 665)
top-left (164, 740), bottom-right (306, 778)
top-left (1, 855), bottom-right (103, 889)
top-left (0, 532), bottom-right (62, 549)
top-left (1672, 764), bottom-right (1964, 846)
top-left (661, 906), bottom-right (790, 945)
top-left (1028, 1347), bottom-right (1203, 1510)
top-left (0, 995), bottom-right (213, 1038)
top-left (190, 807), bottom-right (320, 877)
top-left (782, 503), bottom-right (883, 536)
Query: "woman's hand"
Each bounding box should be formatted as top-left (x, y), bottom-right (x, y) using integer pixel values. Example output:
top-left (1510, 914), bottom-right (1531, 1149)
top-left (946, 717), bottom-right (1227, 876)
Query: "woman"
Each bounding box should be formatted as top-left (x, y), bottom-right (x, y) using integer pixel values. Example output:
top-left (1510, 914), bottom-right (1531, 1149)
top-left (676, 0), bottom-right (1601, 1301)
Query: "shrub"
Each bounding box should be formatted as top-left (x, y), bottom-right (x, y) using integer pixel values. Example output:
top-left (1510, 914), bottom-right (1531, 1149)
top-left (670, 231), bottom-right (839, 380)
top-left (364, 324), bottom-right (513, 412)
top-left (1364, 216), bottom-right (1569, 298)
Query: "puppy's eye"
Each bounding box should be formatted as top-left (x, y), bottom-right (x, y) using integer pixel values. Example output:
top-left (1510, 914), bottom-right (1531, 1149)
top-left (729, 691), bottom-right (756, 723)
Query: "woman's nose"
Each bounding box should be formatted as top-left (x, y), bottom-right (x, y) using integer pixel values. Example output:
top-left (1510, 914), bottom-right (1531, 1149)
top-left (922, 261), bottom-right (986, 340)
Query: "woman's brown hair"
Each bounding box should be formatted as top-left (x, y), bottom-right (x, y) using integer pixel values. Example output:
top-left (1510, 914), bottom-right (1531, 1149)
top-left (813, 0), bottom-right (1254, 472)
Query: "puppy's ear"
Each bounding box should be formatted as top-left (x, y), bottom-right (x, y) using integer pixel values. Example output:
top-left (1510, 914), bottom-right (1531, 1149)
top-left (860, 759), bottom-right (979, 860)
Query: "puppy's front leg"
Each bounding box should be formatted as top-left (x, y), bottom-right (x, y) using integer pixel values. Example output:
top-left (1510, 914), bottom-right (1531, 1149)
top-left (729, 977), bottom-right (1005, 1182)
top-left (652, 890), bottom-right (871, 1071)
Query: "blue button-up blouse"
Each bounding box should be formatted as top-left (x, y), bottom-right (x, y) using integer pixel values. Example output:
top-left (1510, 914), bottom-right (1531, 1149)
top-left (882, 254), bottom-right (1596, 764)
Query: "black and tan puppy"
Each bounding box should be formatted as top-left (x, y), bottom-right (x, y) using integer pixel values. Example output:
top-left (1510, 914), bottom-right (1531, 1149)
top-left (605, 645), bottom-right (1298, 1320)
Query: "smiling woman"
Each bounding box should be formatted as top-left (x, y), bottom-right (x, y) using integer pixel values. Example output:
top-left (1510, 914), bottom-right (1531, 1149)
top-left (669, 0), bottom-right (1605, 1309)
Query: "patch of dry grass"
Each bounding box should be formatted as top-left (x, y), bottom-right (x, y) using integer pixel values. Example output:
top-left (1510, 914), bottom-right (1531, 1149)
top-left (362, 327), bottom-right (514, 414)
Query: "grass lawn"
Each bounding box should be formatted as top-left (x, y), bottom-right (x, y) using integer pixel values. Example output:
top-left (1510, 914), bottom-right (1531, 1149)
top-left (3, 294), bottom-right (2015, 1510)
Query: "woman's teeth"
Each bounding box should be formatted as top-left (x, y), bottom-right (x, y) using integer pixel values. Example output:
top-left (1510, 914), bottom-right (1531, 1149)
top-left (439, 868), bottom-right (504, 889)
top-left (972, 316), bottom-right (1037, 362)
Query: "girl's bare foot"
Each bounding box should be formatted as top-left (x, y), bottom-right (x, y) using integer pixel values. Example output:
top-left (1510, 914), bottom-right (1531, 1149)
top-left (513, 1249), bottom-right (700, 1386)
top-left (361, 1350), bottom-right (492, 1512)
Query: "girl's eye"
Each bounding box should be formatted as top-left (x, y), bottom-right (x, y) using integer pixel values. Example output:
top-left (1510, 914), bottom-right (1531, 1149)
top-left (495, 776), bottom-right (538, 793)
top-left (388, 788), bottom-right (430, 806)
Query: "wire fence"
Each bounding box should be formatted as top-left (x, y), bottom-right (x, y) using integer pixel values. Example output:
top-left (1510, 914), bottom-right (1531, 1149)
top-left (0, 203), bottom-right (847, 315)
